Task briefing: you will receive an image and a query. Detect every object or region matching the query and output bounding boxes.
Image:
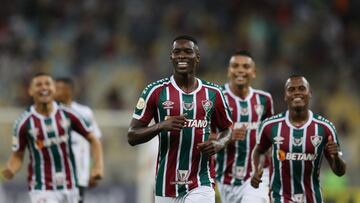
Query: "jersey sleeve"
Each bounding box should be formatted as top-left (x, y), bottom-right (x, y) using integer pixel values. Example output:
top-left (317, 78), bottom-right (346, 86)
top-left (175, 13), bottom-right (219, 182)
top-left (86, 109), bottom-right (102, 139)
top-left (65, 110), bottom-right (92, 139)
top-left (211, 89), bottom-right (233, 130)
top-left (12, 114), bottom-right (30, 152)
top-left (265, 94), bottom-right (274, 118)
top-left (257, 121), bottom-right (272, 152)
top-left (132, 85), bottom-right (158, 124)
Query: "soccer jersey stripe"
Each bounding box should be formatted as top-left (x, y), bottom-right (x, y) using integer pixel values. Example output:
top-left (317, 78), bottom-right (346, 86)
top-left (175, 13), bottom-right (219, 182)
top-left (280, 122), bottom-right (291, 202)
top-left (291, 129), bottom-right (304, 195)
top-left (55, 112), bottom-right (73, 189)
top-left (270, 122), bottom-right (281, 202)
top-left (165, 84), bottom-right (180, 197)
top-left (313, 124), bottom-right (325, 202)
top-left (304, 122), bottom-right (315, 202)
top-left (155, 86), bottom-right (169, 196)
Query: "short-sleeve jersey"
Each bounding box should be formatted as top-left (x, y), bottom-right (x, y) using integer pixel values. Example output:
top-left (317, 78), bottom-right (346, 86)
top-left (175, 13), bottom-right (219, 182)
top-left (257, 111), bottom-right (342, 203)
top-left (12, 102), bottom-right (92, 191)
top-left (132, 76), bottom-right (233, 197)
top-left (216, 84), bottom-right (274, 186)
top-left (69, 101), bottom-right (102, 187)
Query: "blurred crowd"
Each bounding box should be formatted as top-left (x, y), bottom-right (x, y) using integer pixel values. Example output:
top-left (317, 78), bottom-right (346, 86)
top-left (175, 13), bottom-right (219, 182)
top-left (0, 0), bottom-right (359, 184)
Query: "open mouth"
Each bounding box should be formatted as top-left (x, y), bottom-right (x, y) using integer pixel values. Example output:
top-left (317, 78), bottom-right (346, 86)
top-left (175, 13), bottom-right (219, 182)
top-left (177, 62), bottom-right (189, 68)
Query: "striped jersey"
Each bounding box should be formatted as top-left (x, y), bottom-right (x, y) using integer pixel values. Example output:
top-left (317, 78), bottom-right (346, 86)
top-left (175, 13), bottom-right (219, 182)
top-left (133, 76), bottom-right (233, 197)
top-left (216, 84), bottom-right (274, 185)
top-left (257, 111), bottom-right (342, 203)
top-left (12, 102), bottom-right (92, 191)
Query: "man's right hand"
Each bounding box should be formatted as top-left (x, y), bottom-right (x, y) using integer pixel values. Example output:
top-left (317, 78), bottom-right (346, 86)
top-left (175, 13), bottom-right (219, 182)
top-left (250, 168), bottom-right (263, 188)
top-left (232, 125), bottom-right (247, 141)
top-left (160, 114), bottom-right (187, 131)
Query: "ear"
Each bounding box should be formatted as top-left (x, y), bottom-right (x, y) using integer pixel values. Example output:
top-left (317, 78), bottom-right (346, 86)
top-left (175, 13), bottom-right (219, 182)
top-left (252, 68), bottom-right (257, 79)
top-left (28, 87), bottom-right (33, 97)
top-left (196, 52), bottom-right (200, 63)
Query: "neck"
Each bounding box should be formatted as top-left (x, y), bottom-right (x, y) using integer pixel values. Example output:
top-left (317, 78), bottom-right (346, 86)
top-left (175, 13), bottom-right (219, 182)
top-left (35, 102), bottom-right (54, 117)
top-left (173, 74), bottom-right (197, 93)
top-left (229, 82), bottom-right (250, 99)
top-left (289, 108), bottom-right (309, 127)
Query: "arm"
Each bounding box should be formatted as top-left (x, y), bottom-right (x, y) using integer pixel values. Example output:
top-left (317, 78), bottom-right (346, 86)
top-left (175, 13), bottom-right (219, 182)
top-left (127, 115), bottom-right (187, 146)
top-left (1, 150), bottom-right (25, 180)
top-left (86, 133), bottom-right (104, 187)
top-left (250, 145), bottom-right (267, 188)
top-left (197, 127), bottom-right (232, 156)
top-left (325, 135), bottom-right (346, 176)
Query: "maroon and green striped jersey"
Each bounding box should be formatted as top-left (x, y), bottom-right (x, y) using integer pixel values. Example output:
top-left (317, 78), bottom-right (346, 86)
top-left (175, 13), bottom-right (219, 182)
top-left (12, 102), bottom-right (92, 191)
top-left (216, 84), bottom-right (274, 186)
top-left (257, 111), bottom-right (342, 203)
top-left (132, 76), bottom-right (233, 197)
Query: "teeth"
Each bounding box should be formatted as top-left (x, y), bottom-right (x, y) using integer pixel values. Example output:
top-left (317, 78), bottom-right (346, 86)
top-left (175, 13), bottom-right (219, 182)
top-left (40, 91), bottom-right (49, 96)
top-left (178, 62), bottom-right (188, 67)
top-left (293, 97), bottom-right (302, 102)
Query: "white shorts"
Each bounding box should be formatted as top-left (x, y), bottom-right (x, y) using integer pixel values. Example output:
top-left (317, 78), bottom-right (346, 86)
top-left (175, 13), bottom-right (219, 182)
top-left (217, 168), bottom-right (270, 203)
top-left (155, 186), bottom-right (215, 203)
top-left (29, 188), bottom-right (79, 203)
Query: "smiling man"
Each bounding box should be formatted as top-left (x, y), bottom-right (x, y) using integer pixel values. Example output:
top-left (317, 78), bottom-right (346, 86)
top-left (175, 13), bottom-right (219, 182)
top-left (0, 73), bottom-right (104, 203)
top-left (251, 75), bottom-right (346, 203)
top-left (128, 35), bottom-right (233, 203)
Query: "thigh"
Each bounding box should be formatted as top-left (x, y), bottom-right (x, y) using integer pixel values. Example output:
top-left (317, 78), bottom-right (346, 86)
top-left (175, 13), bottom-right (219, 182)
top-left (29, 190), bottom-right (60, 203)
top-left (184, 186), bottom-right (215, 203)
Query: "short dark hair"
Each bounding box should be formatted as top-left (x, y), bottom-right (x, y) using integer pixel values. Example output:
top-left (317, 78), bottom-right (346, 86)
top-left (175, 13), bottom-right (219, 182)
top-left (33, 72), bottom-right (51, 78)
top-left (172, 35), bottom-right (198, 45)
top-left (233, 50), bottom-right (252, 58)
top-left (55, 77), bottom-right (75, 89)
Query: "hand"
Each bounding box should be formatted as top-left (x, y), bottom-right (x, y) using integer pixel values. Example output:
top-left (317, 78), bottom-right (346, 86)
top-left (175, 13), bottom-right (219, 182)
top-left (160, 114), bottom-right (187, 131)
top-left (232, 125), bottom-right (247, 141)
top-left (250, 168), bottom-right (263, 188)
top-left (325, 135), bottom-right (339, 159)
top-left (1, 168), bottom-right (15, 182)
top-left (88, 167), bottom-right (103, 188)
top-left (197, 140), bottom-right (224, 156)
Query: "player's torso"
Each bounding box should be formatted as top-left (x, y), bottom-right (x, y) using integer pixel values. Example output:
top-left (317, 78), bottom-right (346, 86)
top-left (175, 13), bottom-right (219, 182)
top-left (20, 109), bottom-right (77, 190)
top-left (268, 112), bottom-right (328, 203)
top-left (216, 85), bottom-right (271, 185)
top-left (154, 78), bottom-right (219, 197)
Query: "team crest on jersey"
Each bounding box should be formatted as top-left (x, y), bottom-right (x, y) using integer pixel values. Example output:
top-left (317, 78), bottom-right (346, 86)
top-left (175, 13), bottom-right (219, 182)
top-left (183, 102), bottom-right (194, 111)
top-left (292, 137), bottom-right (303, 146)
top-left (28, 128), bottom-right (39, 138)
top-left (311, 135), bottom-right (323, 148)
top-left (45, 124), bottom-right (54, 133)
top-left (171, 170), bottom-right (193, 185)
top-left (136, 97), bottom-right (146, 110)
top-left (273, 136), bottom-right (284, 144)
top-left (162, 100), bottom-right (174, 109)
top-left (293, 194), bottom-right (304, 203)
top-left (240, 108), bottom-right (249, 115)
top-left (201, 100), bottom-right (213, 112)
top-left (255, 104), bottom-right (264, 116)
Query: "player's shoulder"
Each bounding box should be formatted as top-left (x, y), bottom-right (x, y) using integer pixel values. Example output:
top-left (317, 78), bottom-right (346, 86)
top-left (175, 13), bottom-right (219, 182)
top-left (200, 79), bottom-right (222, 91)
top-left (312, 113), bottom-right (336, 129)
top-left (252, 88), bottom-right (272, 98)
top-left (262, 112), bottom-right (286, 125)
top-left (14, 107), bottom-right (32, 125)
top-left (141, 77), bottom-right (171, 95)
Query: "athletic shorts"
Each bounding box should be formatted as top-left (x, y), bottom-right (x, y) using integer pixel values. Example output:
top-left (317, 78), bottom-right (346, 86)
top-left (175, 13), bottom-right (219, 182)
top-left (29, 188), bottom-right (79, 203)
top-left (217, 168), bottom-right (270, 203)
top-left (155, 186), bottom-right (215, 203)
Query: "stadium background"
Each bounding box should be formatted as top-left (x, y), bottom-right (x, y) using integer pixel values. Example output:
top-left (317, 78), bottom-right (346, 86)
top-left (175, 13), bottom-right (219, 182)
top-left (0, 0), bottom-right (359, 202)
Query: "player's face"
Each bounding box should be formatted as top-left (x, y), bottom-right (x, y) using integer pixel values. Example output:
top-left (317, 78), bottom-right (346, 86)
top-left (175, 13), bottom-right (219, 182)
top-left (227, 55), bottom-right (256, 87)
top-left (54, 81), bottom-right (71, 104)
top-left (28, 75), bottom-right (56, 105)
top-left (284, 77), bottom-right (311, 111)
top-left (170, 39), bottom-right (199, 75)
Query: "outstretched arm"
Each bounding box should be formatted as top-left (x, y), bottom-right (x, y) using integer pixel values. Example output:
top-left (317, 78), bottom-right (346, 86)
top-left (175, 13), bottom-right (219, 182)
top-left (325, 135), bottom-right (346, 176)
top-left (1, 150), bottom-right (25, 181)
top-left (127, 115), bottom-right (187, 146)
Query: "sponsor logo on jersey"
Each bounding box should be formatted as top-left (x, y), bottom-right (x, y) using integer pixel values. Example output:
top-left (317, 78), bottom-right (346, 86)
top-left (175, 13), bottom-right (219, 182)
top-left (277, 149), bottom-right (317, 161)
top-left (182, 102), bottom-right (194, 111)
top-left (233, 122), bottom-right (260, 130)
top-left (273, 136), bottom-right (284, 144)
top-left (162, 100), bottom-right (174, 109)
top-left (35, 134), bottom-right (70, 149)
top-left (185, 119), bottom-right (208, 128)
top-left (201, 100), bottom-right (213, 112)
top-left (136, 97), bottom-right (145, 110)
top-left (171, 170), bottom-right (193, 185)
top-left (255, 104), bottom-right (264, 117)
top-left (240, 108), bottom-right (249, 115)
top-left (292, 137), bottom-right (303, 146)
top-left (311, 135), bottom-right (323, 148)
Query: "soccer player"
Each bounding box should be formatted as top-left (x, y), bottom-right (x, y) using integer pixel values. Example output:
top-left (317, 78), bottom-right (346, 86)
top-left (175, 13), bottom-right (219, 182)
top-left (215, 50), bottom-right (274, 203)
top-left (0, 73), bottom-right (104, 203)
top-left (127, 35), bottom-right (233, 203)
top-left (55, 77), bottom-right (103, 203)
top-left (251, 75), bottom-right (346, 203)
